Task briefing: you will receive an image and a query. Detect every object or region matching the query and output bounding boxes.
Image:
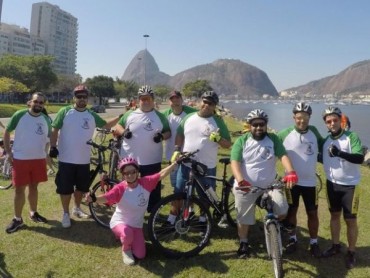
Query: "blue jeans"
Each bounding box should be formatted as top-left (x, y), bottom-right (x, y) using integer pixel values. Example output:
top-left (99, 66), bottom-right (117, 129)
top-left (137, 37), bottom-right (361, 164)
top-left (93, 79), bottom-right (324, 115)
top-left (175, 164), bottom-right (216, 194)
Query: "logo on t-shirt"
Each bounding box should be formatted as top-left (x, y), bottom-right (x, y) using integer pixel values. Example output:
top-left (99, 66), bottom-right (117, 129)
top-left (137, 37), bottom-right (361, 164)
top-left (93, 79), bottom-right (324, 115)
top-left (143, 119), bottom-right (154, 131)
top-left (82, 118), bottom-right (90, 130)
top-left (259, 146), bottom-right (273, 160)
top-left (137, 192), bottom-right (147, 207)
top-left (35, 123), bottom-right (45, 135)
top-left (304, 142), bottom-right (315, 155)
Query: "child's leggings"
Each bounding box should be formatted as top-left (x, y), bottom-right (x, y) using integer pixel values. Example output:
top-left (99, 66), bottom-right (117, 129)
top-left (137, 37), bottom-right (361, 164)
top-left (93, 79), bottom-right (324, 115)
top-left (112, 224), bottom-right (146, 259)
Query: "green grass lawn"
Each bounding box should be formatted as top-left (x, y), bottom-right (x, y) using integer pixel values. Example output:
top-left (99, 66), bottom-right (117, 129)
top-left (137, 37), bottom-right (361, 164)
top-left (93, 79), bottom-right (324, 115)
top-left (1, 116), bottom-right (370, 277)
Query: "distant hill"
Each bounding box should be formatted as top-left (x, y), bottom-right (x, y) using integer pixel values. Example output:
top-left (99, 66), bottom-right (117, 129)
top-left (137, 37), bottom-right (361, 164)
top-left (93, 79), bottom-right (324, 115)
top-left (285, 60), bottom-right (370, 96)
top-left (121, 50), bottom-right (278, 98)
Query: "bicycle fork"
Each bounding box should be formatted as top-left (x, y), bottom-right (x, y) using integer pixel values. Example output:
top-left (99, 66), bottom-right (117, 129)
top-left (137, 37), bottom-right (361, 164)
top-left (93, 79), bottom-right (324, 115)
top-left (264, 218), bottom-right (283, 257)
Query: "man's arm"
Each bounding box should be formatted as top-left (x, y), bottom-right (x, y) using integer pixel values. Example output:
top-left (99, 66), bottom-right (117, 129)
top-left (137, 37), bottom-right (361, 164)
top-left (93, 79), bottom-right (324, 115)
top-left (49, 128), bottom-right (60, 147)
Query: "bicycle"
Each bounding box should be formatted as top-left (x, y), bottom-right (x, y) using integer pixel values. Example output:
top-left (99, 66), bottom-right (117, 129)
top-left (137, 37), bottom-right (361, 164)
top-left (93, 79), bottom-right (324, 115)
top-left (147, 150), bottom-right (236, 258)
top-left (249, 179), bottom-right (286, 278)
top-left (90, 128), bottom-right (111, 165)
top-left (0, 138), bottom-right (13, 190)
top-left (86, 139), bottom-right (119, 228)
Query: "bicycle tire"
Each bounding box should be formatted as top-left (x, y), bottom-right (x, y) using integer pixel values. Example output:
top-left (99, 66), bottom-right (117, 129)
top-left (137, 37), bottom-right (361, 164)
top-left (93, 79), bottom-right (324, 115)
top-left (148, 193), bottom-right (212, 258)
top-left (108, 150), bottom-right (119, 180)
top-left (89, 179), bottom-right (118, 228)
top-left (223, 176), bottom-right (237, 227)
top-left (266, 222), bottom-right (284, 278)
top-left (94, 130), bottom-right (106, 145)
top-left (0, 162), bottom-right (13, 190)
top-left (316, 173), bottom-right (323, 193)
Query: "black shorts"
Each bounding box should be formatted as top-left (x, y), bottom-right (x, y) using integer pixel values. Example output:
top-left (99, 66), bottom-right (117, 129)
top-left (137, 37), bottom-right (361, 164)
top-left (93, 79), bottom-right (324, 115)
top-left (285, 185), bottom-right (318, 212)
top-left (326, 180), bottom-right (359, 219)
top-left (55, 162), bottom-right (90, 195)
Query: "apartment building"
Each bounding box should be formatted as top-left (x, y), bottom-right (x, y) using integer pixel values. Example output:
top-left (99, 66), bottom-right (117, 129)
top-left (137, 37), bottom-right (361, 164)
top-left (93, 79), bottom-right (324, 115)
top-left (30, 2), bottom-right (78, 75)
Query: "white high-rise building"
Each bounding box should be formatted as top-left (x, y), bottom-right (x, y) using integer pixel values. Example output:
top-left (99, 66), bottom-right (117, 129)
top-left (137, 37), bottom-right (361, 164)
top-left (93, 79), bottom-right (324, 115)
top-left (30, 2), bottom-right (78, 75)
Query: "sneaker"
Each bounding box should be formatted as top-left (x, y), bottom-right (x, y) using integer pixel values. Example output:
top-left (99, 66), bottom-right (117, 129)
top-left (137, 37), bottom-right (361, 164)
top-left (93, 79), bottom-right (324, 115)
top-left (62, 213), bottom-right (71, 228)
top-left (237, 242), bottom-right (250, 259)
top-left (30, 212), bottom-right (48, 223)
top-left (285, 238), bottom-right (297, 254)
top-left (5, 218), bottom-right (24, 234)
top-left (72, 207), bottom-right (90, 219)
top-left (322, 244), bottom-right (341, 258)
top-left (345, 251), bottom-right (356, 269)
top-left (122, 250), bottom-right (135, 266)
top-left (309, 243), bottom-right (321, 258)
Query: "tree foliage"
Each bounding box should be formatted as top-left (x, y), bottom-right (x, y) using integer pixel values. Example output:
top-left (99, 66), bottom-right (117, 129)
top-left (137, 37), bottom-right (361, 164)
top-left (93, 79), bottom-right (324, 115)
top-left (154, 85), bottom-right (172, 100)
top-left (49, 74), bottom-right (82, 94)
top-left (114, 79), bottom-right (139, 101)
top-left (0, 77), bottom-right (29, 93)
top-left (182, 79), bottom-right (213, 99)
top-left (0, 54), bottom-right (57, 92)
top-left (85, 75), bottom-right (115, 105)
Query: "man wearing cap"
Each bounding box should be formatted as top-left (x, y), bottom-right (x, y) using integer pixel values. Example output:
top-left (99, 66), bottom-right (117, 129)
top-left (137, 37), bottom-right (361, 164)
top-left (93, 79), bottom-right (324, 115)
top-left (113, 85), bottom-right (171, 212)
top-left (162, 90), bottom-right (197, 188)
top-left (49, 85), bottom-right (121, 228)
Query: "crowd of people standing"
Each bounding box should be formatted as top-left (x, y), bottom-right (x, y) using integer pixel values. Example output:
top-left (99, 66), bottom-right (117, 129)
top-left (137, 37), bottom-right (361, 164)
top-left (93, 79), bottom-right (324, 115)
top-left (1, 85), bottom-right (365, 269)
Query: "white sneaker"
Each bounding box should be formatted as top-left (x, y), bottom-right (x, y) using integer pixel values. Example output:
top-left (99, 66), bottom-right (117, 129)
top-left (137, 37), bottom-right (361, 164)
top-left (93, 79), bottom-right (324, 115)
top-left (122, 250), bottom-right (135, 266)
top-left (72, 207), bottom-right (90, 219)
top-left (62, 213), bottom-right (71, 228)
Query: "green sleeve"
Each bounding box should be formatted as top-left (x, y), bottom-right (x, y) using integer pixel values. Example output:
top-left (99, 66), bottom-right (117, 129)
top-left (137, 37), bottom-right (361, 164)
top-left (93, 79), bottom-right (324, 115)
top-left (177, 112), bottom-right (195, 136)
top-left (269, 133), bottom-right (287, 158)
top-left (52, 106), bottom-right (72, 129)
top-left (118, 109), bottom-right (133, 127)
top-left (155, 110), bottom-right (170, 132)
top-left (89, 110), bottom-right (106, 128)
top-left (308, 125), bottom-right (324, 148)
top-left (213, 115), bottom-right (231, 140)
top-left (230, 134), bottom-right (249, 161)
top-left (277, 126), bottom-right (294, 142)
top-left (41, 113), bottom-right (52, 137)
top-left (162, 108), bottom-right (173, 117)
top-left (6, 109), bottom-right (28, 132)
top-left (348, 131), bottom-right (363, 155)
top-left (183, 105), bottom-right (198, 114)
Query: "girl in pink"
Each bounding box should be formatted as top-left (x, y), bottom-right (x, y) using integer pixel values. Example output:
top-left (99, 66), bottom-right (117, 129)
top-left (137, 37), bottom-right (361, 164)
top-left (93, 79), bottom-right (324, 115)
top-left (86, 157), bottom-right (178, 265)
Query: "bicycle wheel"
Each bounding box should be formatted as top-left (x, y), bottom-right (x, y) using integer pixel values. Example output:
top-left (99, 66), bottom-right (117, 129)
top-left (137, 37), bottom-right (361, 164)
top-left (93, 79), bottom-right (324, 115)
top-left (316, 173), bottom-right (323, 193)
top-left (266, 222), bottom-right (284, 278)
top-left (223, 176), bottom-right (237, 227)
top-left (148, 193), bottom-right (212, 258)
top-left (89, 179), bottom-right (118, 228)
top-left (108, 151), bottom-right (119, 180)
top-left (93, 130), bottom-right (106, 145)
top-left (0, 161), bottom-right (13, 190)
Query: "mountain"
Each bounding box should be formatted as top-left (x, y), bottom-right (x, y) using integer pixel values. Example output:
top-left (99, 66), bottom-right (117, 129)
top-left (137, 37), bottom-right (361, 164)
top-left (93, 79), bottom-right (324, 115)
top-left (121, 50), bottom-right (278, 98)
top-left (285, 60), bottom-right (370, 96)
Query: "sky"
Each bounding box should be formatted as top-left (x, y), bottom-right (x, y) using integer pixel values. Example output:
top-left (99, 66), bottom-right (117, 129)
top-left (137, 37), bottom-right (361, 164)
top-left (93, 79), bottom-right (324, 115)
top-left (2, 0), bottom-right (370, 91)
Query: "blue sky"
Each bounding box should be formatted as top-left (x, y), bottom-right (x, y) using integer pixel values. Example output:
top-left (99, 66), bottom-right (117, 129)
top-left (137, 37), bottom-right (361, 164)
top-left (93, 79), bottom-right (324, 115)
top-left (2, 0), bottom-right (369, 91)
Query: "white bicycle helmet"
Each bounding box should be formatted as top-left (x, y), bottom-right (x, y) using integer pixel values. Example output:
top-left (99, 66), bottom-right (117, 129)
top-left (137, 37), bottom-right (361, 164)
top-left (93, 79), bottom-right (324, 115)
top-left (246, 109), bottom-right (269, 123)
top-left (138, 85), bottom-right (154, 97)
top-left (293, 102), bottom-right (312, 115)
top-left (201, 91), bottom-right (219, 105)
top-left (322, 106), bottom-right (342, 120)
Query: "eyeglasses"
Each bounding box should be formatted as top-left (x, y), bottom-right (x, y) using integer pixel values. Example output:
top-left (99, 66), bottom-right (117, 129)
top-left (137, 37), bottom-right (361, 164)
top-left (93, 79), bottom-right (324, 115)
top-left (251, 122), bottom-right (266, 128)
top-left (75, 95), bottom-right (88, 99)
top-left (122, 170), bottom-right (138, 176)
top-left (32, 100), bottom-right (44, 105)
top-left (325, 118), bottom-right (339, 124)
top-left (202, 100), bottom-right (215, 106)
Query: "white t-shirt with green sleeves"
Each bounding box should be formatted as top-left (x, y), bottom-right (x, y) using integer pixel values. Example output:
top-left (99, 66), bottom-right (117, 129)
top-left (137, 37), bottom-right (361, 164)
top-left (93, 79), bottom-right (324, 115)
top-left (6, 109), bottom-right (51, 160)
top-left (178, 113), bottom-right (231, 168)
top-left (278, 126), bottom-right (322, 187)
top-left (52, 106), bottom-right (106, 164)
top-left (231, 132), bottom-right (286, 188)
top-left (118, 109), bottom-right (170, 165)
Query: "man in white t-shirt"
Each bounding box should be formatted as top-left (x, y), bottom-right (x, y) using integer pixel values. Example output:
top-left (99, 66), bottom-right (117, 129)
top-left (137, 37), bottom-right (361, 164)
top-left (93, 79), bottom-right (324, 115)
top-left (4, 92), bottom-right (51, 233)
top-left (114, 85), bottom-right (171, 212)
top-left (49, 85), bottom-right (120, 228)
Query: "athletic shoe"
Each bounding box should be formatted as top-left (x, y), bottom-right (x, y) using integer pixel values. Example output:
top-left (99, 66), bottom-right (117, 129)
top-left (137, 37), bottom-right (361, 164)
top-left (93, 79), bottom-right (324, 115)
top-left (122, 250), bottom-right (135, 266)
top-left (285, 238), bottom-right (297, 254)
top-left (345, 251), bottom-right (356, 269)
top-left (5, 218), bottom-right (24, 234)
top-left (72, 207), bottom-right (90, 219)
top-left (237, 242), bottom-right (250, 259)
top-left (62, 213), bottom-right (71, 228)
top-left (30, 212), bottom-right (48, 223)
top-left (309, 243), bottom-right (321, 258)
top-left (322, 244), bottom-right (341, 258)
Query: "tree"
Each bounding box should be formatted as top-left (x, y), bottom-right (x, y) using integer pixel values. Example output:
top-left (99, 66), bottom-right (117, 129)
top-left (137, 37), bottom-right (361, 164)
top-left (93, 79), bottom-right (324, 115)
top-left (0, 54), bottom-right (57, 92)
top-left (154, 85), bottom-right (171, 101)
top-left (182, 80), bottom-right (213, 99)
top-left (0, 77), bottom-right (29, 93)
top-left (114, 79), bottom-right (139, 101)
top-left (85, 75), bottom-right (116, 105)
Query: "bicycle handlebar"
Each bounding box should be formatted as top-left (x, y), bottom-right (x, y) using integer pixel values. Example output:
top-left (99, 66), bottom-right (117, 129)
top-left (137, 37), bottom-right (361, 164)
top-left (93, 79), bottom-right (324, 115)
top-left (249, 179), bottom-right (285, 194)
top-left (96, 128), bottom-right (112, 134)
top-left (86, 139), bottom-right (109, 152)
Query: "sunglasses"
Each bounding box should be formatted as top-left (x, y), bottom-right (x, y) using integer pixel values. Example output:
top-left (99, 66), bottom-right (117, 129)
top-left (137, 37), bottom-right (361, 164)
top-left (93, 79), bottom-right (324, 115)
top-left (325, 118), bottom-right (339, 124)
top-left (75, 95), bottom-right (88, 99)
top-left (32, 100), bottom-right (44, 105)
top-left (251, 122), bottom-right (266, 128)
top-left (122, 169), bottom-right (138, 176)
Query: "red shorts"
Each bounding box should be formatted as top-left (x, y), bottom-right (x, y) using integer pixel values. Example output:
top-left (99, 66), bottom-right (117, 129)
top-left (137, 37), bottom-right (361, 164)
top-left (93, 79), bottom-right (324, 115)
top-left (12, 158), bottom-right (47, 187)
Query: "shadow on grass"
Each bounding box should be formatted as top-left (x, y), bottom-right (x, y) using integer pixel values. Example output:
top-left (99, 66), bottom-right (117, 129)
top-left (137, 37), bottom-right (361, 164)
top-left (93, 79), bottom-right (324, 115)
top-left (26, 219), bottom-right (118, 248)
top-left (0, 252), bottom-right (14, 278)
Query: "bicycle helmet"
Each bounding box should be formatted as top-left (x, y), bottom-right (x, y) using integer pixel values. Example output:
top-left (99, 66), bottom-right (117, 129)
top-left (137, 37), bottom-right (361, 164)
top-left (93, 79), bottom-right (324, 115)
top-left (293, 102), bottom-right (312, 115)
top-left (246, 109), bottom-right (269, 124)
top-left (201, 91), bottom-right (219, 105)
top-left (73, 85), bottom-right (88, 95)
top-left (118, 157), bottom-right (139, 171)
top-left (138, 85), bottom-right (154, 97)
top-left (322, 106), bottom-right (342, 120)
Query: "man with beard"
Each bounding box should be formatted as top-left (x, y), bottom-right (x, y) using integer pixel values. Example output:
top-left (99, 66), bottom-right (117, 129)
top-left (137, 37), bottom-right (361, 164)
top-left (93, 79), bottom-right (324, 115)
top-left (4, 92), bottom-right (52, 233)
top-left (114, 85), bottom-right (171, 212)
top-left (278, 102), bottom-right (323, 257)
top-left (49, 85), bottom-right (120, 228)
top-left (230, 109), bottom-right (298, 258)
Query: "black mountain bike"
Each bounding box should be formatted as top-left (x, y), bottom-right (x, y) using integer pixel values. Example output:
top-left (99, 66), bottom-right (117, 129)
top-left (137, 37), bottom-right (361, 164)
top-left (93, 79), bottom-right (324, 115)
top-left (148, 150), bottom-right (236, 258)
top-left (86, 139), bottom-right (119, 228)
